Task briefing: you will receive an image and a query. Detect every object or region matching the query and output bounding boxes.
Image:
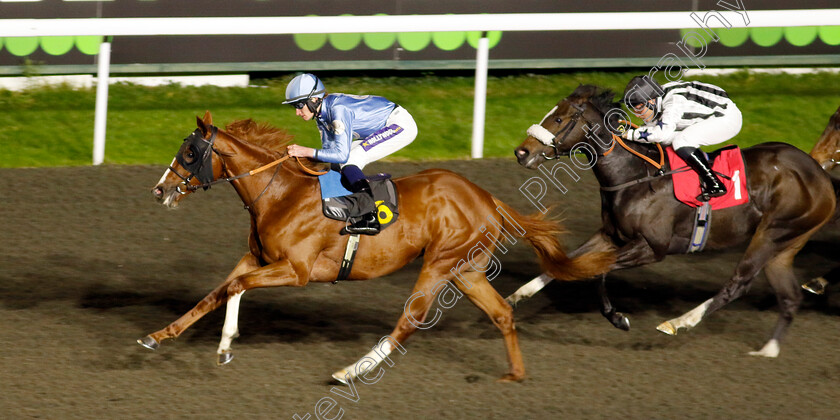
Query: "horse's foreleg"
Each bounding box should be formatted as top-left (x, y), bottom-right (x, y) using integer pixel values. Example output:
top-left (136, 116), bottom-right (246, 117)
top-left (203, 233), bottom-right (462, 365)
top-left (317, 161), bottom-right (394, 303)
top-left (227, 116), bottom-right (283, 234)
top-left (139, 257), bottom-right (303, 354)
top-left (505, 231), bottom-right (616, 306)
top-left (505, 273), bottom-right (552, 306)
top-left (598, 238), bottom-right (662, 331)
top-left (215, 254), bottom-right (261, 364)
top-left (138, 279), bottom-right (236, 350)
top-left (216, 290), bottom-right (244, 365)
top-left (598, 274), bottom-right (629, 331)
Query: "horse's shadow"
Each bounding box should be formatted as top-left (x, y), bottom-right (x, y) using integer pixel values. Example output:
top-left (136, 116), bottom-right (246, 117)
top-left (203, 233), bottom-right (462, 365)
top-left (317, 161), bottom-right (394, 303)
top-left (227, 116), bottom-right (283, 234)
top-left (3, 241), bottom-right (837, 353)
top-left (0, 253), bottom-right (397, 346)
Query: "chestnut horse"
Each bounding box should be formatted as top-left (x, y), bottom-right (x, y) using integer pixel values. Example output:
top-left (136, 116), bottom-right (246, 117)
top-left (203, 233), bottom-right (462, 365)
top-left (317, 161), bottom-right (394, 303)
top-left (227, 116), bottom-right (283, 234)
top-left (140, 112), bottom-right (612, 382)
top-left (510, 86), bottom-right (835, 357)
top-left (808, 105), bottom-right (840, 171)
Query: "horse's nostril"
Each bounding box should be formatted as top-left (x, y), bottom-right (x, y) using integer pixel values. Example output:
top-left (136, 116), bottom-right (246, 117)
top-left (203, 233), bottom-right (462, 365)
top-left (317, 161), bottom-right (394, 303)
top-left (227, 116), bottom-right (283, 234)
top-left (515, 148), bottom-right (528, 159)
top-left (152, 186), bottom-right (164, 198)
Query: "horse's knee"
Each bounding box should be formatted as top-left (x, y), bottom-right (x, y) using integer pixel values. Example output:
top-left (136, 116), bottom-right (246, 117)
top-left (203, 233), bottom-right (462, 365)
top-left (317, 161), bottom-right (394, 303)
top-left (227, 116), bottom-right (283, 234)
top-left (226, 281), bottom-right (246, 297)
top-left (492, 312), bottom-right (515, 333)
top-left (721, 275), bottom-right (753, 300)
top-left (779, 294), bottom-right (802, 316)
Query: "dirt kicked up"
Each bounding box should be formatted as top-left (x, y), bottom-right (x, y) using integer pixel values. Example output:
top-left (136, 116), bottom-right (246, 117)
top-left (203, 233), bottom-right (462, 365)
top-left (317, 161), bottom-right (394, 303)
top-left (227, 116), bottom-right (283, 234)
top-left (1, 159), bottom-right (839, 419)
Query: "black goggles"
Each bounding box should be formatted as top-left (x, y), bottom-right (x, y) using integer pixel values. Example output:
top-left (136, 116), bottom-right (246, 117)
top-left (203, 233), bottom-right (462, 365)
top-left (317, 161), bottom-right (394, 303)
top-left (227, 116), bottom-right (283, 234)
top-left (289, 100), bottom-right (306, 110)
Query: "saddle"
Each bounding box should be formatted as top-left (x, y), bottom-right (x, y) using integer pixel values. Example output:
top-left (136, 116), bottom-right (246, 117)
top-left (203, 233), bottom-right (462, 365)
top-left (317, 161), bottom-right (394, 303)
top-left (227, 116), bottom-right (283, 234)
top-left (666, 145), bottom-right (749, 211)
top-left (318, 170), bottom-right (399, 231)
top-left (666, 145), bottom-right (750, 253)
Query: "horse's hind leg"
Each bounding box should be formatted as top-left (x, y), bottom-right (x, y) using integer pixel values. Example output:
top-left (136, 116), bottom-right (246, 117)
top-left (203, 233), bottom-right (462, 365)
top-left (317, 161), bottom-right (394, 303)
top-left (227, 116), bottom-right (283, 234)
top-left (656, 230), bottom-right (777, 336)
top-left (656, 228), bottom-right (811, 358)
top-left (454, 270), bottom-right (525, 382)
top-left (802, 265), bottom-right (840, 295)
top-left (331, 266), bottom-right (442, 384)
top-left (749, 249), bottom-right (803, 357)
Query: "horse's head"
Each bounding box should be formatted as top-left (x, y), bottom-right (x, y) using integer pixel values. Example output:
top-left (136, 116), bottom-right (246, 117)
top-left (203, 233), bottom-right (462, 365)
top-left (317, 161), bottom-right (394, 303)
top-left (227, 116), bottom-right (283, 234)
top-left (809, 105), bottom-right (840, 171)
top-left (514, 85), bottom-right (619, 169)
top-left (152, 111), bottom-right (225, 208)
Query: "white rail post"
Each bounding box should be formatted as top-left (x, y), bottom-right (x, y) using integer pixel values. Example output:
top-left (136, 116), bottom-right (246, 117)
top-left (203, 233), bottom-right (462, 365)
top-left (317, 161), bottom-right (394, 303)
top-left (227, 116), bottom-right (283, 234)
top-left (471, 32), bottom-right (489, 159)
top-left (92, 37), bottom-right (112, 165)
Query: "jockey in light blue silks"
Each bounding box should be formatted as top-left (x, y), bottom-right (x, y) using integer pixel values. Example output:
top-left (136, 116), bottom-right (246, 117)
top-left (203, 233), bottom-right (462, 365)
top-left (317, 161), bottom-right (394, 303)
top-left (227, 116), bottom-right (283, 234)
top-left (284, 73), bottom-right (418, 235)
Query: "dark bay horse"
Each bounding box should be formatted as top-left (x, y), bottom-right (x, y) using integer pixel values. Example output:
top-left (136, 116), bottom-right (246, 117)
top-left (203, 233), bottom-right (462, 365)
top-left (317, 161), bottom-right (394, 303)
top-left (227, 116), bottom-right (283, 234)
top-left (142, 112), bottom-right (613, 382)
top-left (808, 105), bottom-right (840, 171)
top-left (510, 86), bottom-right (836, 357)
top-left (802, 105), bottom-right (840, 294)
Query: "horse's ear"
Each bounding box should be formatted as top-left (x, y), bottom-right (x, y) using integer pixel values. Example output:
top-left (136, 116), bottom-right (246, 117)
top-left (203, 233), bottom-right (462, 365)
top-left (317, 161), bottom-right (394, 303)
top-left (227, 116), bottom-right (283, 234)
top-left (196, 111), bottom-right (213, 136)
top-left (196, 116), bottom-right (208, 136)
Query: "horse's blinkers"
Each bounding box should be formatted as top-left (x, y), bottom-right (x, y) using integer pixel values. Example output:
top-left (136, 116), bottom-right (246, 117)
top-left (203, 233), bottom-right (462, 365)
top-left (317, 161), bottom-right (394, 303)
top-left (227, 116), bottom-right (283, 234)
top-left (175, 126), bottom-right (218, 188)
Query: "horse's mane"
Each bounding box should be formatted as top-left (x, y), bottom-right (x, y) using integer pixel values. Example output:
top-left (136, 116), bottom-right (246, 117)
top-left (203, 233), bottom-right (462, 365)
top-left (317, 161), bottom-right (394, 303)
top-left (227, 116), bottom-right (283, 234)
top-left (223, 118), bottom-right (327, 170)
top-left (224, 119), bottom-right (295, 152)
top-left (570, 84), bottom-right (662, 162)
top-left (568, 84), bottom-right (621, 117)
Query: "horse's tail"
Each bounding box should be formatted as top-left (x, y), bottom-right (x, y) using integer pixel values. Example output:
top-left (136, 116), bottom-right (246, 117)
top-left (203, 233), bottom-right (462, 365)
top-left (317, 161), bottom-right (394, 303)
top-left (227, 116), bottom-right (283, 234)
top-left (492, 198), bottom-right (614, 281)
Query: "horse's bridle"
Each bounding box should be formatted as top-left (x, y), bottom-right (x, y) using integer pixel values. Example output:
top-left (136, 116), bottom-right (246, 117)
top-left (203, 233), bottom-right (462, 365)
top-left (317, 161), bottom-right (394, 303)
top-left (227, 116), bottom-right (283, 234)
top-left (170, 126), bottom-right (227, 195)
top-left (538, 103), bottom-right (588, 161)
top-left (822, 148), bottom-right (840, 169)
top-left (529, 101), bottom-right (680, 191)
top-left (168, 125), bottom-right (328, 207)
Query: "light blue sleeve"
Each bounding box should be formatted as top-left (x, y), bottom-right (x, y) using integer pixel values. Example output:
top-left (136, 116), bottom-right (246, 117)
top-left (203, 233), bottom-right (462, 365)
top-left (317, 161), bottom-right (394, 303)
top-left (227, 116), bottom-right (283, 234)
top-left (315, 105), bottom-right (354, 164)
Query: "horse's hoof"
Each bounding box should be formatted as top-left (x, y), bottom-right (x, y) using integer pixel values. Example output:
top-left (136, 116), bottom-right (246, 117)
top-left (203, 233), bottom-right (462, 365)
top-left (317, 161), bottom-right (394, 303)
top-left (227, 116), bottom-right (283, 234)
top-left (748, 339), bottom-right (780, 358)
top-left (137, 336), bottom-right (159, 350)
top-left (747, 349), bottom-right (779, 358)
top-left (802, 277), bottom-right (828, 295)
top-left (656, 321), bottom-right (677, 335)
top-left (615, 313), bottom-right (631, 331)
top-left (331, 369), bottom-right (349, 385)
top-left (496, 373), bottom-right (525, 383)
top-left (217, 351), bottom-right (234, 366)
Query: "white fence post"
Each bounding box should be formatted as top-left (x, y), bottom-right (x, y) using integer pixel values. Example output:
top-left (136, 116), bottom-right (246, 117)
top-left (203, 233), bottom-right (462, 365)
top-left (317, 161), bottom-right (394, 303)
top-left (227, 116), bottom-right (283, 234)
top-left (471, 33), bottom-right (489, 159)
top-left (92, 39), bottom-right (111, 165)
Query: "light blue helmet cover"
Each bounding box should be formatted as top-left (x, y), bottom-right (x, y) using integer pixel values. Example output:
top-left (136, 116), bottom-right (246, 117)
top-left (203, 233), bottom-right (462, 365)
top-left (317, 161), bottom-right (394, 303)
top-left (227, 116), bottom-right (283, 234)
top-left (282, 73), bottom-right (326, 104)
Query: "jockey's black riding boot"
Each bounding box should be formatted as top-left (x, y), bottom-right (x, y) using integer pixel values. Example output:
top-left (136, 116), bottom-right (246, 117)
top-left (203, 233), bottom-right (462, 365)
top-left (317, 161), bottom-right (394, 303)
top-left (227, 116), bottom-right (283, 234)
top-left (676, 146), bottom-right (727, 201)
top-left (345, 179), bottom-right (381, 235)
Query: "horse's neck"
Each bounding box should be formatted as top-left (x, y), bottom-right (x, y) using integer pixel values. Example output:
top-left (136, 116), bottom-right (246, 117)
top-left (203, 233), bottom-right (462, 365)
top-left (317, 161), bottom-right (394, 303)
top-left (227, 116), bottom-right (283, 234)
top-left (217, 133), bottom-right (298, 206)
top-left (593, 136), bottom-right (661, 186)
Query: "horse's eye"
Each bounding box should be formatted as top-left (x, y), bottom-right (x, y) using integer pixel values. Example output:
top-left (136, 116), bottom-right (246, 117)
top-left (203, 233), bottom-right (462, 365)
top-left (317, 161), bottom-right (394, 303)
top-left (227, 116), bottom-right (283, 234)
top-left (555, 118), bottom-right (563, 124)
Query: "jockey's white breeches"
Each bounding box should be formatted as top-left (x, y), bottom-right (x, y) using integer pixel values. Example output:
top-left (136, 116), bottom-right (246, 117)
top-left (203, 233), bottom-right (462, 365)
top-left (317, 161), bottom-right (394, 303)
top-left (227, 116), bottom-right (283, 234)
top-left (343, 106), bottom-right (418, 170)
top-left (671, 105), bottom-right (743, 150)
